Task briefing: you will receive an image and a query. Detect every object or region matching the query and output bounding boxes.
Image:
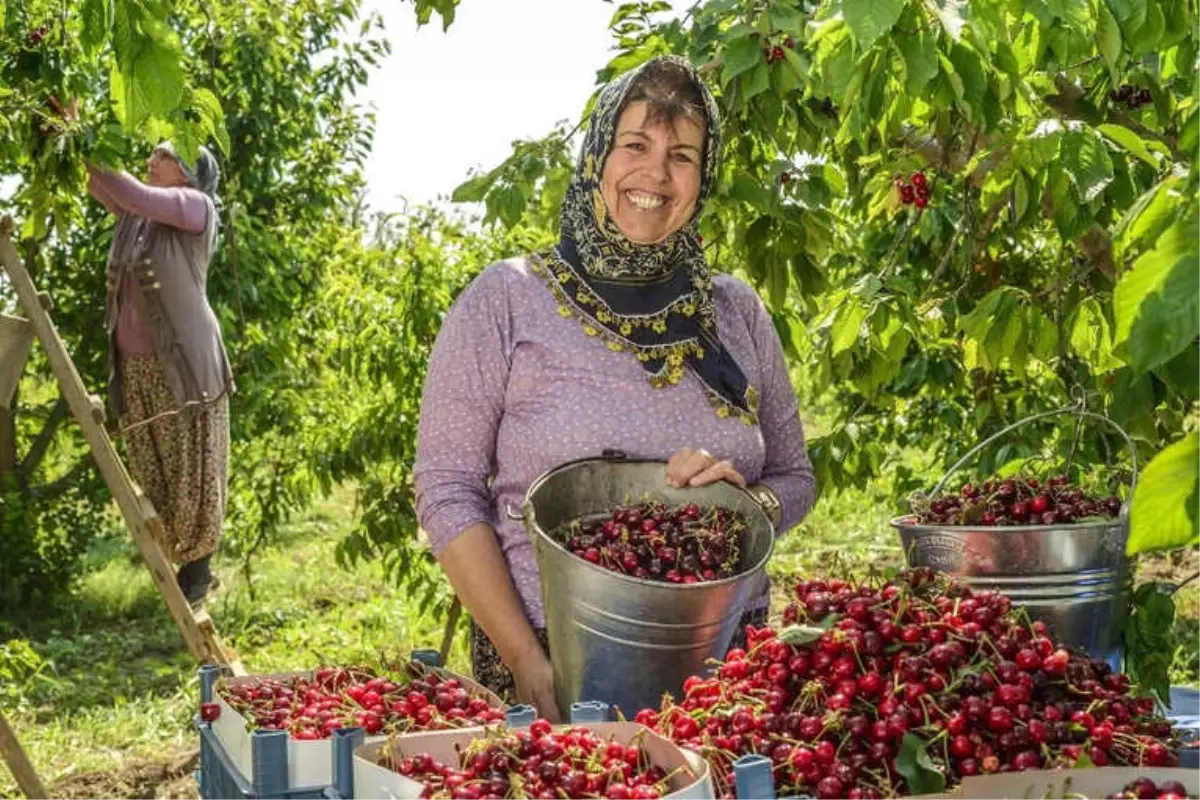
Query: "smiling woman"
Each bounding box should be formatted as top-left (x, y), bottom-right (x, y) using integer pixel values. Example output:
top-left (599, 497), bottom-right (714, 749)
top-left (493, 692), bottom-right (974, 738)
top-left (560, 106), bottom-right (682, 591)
top-left (412, 55), bottom-right (816, 718)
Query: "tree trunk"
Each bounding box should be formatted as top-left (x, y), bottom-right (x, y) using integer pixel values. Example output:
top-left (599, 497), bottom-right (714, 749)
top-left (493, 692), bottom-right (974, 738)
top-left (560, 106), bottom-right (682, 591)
top-left (0, 383), bottom-right (18, 479)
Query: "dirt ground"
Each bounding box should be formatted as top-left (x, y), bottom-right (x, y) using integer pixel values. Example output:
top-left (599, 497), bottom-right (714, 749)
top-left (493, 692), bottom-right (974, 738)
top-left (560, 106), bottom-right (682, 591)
top-left (49, 749), bottom-right (199, 800)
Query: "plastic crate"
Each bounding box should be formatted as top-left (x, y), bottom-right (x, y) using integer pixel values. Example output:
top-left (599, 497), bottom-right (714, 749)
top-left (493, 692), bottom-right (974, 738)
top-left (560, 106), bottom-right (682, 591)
top-left (1167, 685), bottom-right (1199, 769)
top-left (196, 721), bottom-right (363, 799)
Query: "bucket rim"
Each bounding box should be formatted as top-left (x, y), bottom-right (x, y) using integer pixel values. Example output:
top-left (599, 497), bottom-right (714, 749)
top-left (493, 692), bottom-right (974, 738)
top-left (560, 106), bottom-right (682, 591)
top-left (521, 456), bottom-right (776, 591)
top-left (889, 513), bottom-right (1129, 534)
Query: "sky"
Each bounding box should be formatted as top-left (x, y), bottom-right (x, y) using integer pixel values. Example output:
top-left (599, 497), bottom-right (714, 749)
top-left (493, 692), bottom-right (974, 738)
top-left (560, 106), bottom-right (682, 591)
top-left (353, 0), bottom-right (690, 213)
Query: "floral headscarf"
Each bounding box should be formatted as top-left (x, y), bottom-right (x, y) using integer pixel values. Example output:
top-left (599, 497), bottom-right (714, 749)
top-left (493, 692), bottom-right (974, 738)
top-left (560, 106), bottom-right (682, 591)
top-left (532, 55), bottom-right (758, 424)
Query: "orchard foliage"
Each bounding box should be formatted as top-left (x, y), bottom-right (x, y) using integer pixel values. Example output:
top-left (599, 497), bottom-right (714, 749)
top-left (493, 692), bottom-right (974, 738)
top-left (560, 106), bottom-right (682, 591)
top-left (457, 0), bottom-right (1199, 556)
top-left (0, 0), bottom-right (451, 606)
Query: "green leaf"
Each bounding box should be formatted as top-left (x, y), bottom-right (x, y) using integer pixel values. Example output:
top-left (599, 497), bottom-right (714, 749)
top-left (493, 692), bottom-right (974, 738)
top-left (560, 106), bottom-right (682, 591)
top-left (1156, 343), bottom-right (1200, 398)
top-left (743, 63), bottom-right (771, 101)
top-left (1116, 175), bottom-right (1183, 258)
top-left (1127, 1), bottom-right (1165, 55)
top-left (769, 6), bottom-right (805, 34)
top-left (1113, 211), bottom-right (1200, 374)
top-left (896, 31), bottom-right (939, 94)
top-left (778, 617), bottom-right (838, 645)
top-left (1012, 171), bottom-right (1030, 222)
top-left (839, 0), bottom-right (905, 49)
top-left (488, 184), bottom-right (527, 228)
top-left (938, 54), bottom-right (966, 105)
top-left (831, 301), bottom-right (868, 355)
top-left (896, 733), bottom-right (946, 795)
top-left (451, 172), bottom-right (495, 203)
top-left (949, 44), bottom-right (987, 104)
top-left (114, 37), bottom-right (185, 131)
top-left (1096, 123), bottom-right (1160, 168)
top-left (191, 88), bottom-right (229, 155)
top-left (80, 0), bottom-right (112, 57)
top-left (1180, 107), bottom-right (1199, 155)
top-left (1068, 297), bottom-right (1123, 370)
top-left (1128, 433), bottom-right (1200, 555)
top-left (817, 26), bottom-right (856, 100)
top-left (781, 47), bottom-right (808, 85)
top-left (922, 0), bottom-right (967, 39)
top-left (1096, 0), bottom-right (1124, 81)
top-left (722, 36), bottom-right (763, 85)
top-left (1062, 131), bottom-right (1114, 202)
top-left (1027, 306), bottom-right (1059, 362)
top-left (1049, 167), bottom-right (1087, 239)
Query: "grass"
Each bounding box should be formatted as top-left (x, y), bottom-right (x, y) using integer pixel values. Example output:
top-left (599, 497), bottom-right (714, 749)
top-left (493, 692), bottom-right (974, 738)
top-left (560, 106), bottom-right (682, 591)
top-left (0, 485), bottom-right (460, 799)
top-left (0, 481), bottom-right (1195, 799)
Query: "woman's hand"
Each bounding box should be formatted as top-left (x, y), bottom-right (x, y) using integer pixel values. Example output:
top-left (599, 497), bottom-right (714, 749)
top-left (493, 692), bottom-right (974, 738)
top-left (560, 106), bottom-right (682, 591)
top-left (510, 643), bottom-right (563, 723)
top-left (665, 447), bottom-right (747, 489)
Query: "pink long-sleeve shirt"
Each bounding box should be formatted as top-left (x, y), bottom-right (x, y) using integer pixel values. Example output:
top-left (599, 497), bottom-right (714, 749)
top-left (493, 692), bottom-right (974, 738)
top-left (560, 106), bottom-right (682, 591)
top-left (87, 167), bottom-right (211, 355)
top-left (413, 257), bottom-right (816, 629)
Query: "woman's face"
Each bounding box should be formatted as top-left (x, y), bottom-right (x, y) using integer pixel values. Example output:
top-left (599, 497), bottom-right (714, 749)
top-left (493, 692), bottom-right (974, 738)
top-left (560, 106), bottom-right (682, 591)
top-left (146, 149), bottom-right (189, 188)
top-left (599, 100), bottom-right (704, 245)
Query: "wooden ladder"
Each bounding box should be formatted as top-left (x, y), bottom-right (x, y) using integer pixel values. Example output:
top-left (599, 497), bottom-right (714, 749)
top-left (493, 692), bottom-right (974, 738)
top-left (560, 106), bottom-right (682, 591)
top-left (0, 215), bottom-right (244, 677)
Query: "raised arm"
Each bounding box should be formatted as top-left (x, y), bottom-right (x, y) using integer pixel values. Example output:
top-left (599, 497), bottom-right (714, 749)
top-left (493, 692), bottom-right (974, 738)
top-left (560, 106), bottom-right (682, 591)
top-left (744, 287), bottom-right (817, 532)
top-left (86, 166), bottom-right (125, 217)
top-left (84, 164), bottom-right (208, 234)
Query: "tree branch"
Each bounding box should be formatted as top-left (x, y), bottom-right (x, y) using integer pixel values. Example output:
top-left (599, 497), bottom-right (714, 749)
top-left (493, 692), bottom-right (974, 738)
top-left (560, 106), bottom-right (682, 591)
top-left (20, 397), bottom-right (68, 476)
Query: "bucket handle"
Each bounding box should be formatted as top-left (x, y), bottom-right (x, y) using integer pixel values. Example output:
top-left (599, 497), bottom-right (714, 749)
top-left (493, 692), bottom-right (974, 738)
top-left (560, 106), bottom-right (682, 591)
top-left (926, 404), bottom-right (1139, 500)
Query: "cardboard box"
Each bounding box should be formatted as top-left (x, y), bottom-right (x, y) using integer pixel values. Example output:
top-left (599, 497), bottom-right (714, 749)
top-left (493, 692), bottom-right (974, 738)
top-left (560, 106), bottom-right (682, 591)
top-left (948, 767), bottom-right (1199, 799)
top-left (353, 721), bottom-right (714, 799)
top-left (211, 664), bottom-right (502, 791)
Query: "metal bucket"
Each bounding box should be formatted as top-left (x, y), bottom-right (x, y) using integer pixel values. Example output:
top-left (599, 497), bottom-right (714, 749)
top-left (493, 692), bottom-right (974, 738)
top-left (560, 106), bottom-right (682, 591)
top-left (892, 407), bottom-right (1138, 669)
top-left (514, 451), bottom-right (775, 717)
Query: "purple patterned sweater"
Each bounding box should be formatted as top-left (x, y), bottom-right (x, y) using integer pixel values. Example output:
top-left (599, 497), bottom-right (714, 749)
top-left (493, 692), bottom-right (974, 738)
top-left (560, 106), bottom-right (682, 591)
top-left (413, 257), bottom-right (816, 628)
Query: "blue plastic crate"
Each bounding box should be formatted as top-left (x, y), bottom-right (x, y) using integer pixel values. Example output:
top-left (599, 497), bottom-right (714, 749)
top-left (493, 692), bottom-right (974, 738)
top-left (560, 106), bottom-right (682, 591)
top-left (196, 720), bottom-right (365, 799)
top-left (1166, 685), bottom-right (1200, 770)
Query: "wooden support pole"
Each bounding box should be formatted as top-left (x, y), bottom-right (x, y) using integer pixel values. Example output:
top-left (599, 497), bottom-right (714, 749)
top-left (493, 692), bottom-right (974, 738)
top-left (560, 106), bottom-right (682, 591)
top-left (0, 217), bottom-right (242, 676)
top-left (0, 712), bottom-right (48, 799)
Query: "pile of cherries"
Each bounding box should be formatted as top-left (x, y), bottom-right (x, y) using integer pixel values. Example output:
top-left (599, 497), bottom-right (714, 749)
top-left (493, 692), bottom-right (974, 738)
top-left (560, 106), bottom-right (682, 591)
top-left (379, 718), bottom-right (682, 799)
top-left (895, 171), bottom-right (930, 209)
top-left (560, 500), bottom-right (744, 584)
top-left (642, 568), bottom-right (1179, 799)
top-left (1107, 777), bottom-right (1194, 799)
top-left (912, 472), bottom-right (1123, 526)
top-left (1110, 84), bottom-right (1154, 109)
top-left (762, 35), bottom-right (795, 64)
top-left (211, 661), bottom-right (504, 740)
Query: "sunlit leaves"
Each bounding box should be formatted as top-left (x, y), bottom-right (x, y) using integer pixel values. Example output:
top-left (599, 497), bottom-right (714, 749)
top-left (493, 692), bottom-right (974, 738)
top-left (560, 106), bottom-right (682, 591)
top-left (1113, 208), bottom-right (1200, 374)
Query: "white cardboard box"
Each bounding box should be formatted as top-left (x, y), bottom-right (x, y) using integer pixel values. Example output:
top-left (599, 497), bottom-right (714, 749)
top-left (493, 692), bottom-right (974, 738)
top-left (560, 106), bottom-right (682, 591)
top-left (353, 721), bottom-right (715, 799)
top-left (210, 665), bottom-right (502, 790)
top-left (917, 766), bottom-right (1200, 799)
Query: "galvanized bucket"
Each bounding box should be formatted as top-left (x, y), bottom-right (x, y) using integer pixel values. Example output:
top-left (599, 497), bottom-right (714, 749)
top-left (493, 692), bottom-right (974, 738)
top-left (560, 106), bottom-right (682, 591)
top-left (514, 451), bottom-right (775, 717)
top-left (891, 407), bottom-right (1138, 669)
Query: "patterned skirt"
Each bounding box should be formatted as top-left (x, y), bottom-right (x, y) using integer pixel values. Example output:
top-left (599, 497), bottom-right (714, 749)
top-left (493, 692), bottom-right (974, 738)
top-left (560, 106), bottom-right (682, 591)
top-left (117, 354), bottom-right (230, 565)
top-left (469, 605), bottom-right (770, 706)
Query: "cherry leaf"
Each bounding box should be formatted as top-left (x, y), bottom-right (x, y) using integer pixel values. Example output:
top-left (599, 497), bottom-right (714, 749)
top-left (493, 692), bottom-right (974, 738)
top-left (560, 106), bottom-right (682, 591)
top-left (896, 733), bottom-right (946, 795)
